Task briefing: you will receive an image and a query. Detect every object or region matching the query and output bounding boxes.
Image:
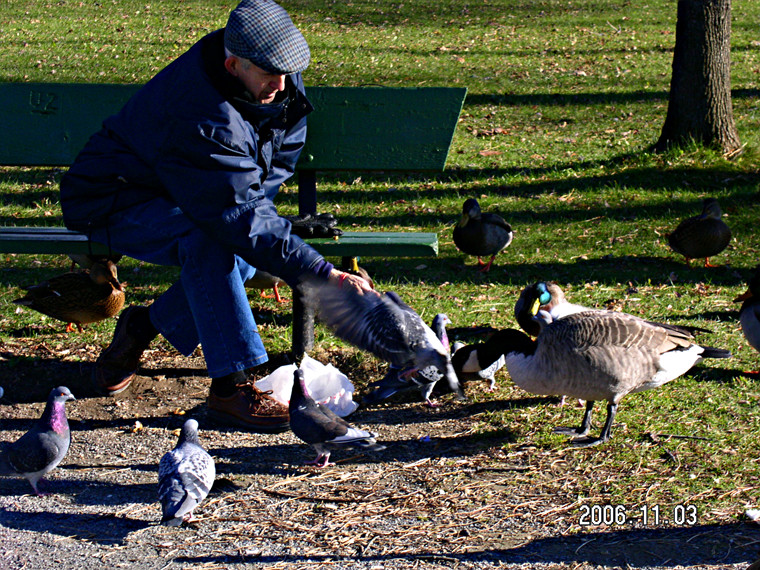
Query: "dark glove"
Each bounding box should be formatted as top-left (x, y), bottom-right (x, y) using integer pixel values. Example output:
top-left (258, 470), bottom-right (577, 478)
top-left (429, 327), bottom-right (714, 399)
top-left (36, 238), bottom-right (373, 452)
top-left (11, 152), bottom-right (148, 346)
top-left (284, 213), bottom-right (343, 238)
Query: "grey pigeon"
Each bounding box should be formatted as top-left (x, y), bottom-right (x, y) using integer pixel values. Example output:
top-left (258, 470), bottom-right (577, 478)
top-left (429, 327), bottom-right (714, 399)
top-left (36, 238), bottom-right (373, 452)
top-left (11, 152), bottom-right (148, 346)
top-left (0, 386), bottom-right (75, 495)
top-left (289, 369), bottom-right (385, 467)
top-left (158, 419), bottom-right (216, 526)
top-left (364, 313), bottom-right (454, 406)
top-left (308, 282), bottom-right (464, 402)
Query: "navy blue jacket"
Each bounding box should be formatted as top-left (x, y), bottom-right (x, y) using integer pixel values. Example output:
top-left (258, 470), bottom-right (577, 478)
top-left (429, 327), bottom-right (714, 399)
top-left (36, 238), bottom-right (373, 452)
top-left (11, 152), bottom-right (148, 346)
top-left (60, 29), bottom-right (324, 285)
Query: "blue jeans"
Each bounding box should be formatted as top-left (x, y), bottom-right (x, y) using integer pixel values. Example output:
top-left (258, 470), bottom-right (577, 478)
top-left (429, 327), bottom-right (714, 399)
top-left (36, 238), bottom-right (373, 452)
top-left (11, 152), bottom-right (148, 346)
top-left (88, 198), bottom-right (269, 378)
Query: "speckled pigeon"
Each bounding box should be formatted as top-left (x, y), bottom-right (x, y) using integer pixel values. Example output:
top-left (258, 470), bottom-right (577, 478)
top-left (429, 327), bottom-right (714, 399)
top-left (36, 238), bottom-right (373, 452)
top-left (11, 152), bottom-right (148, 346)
top-left (308, 282), bottom-right (464, 402)
top-left (289, 369), bottom-right (385, 467)
top-left (364, 313), bottom-right (455, 406)
top-left (158, 419), bottom-right (216, 526)
top-left (0, 386), bottom-right (75, 495)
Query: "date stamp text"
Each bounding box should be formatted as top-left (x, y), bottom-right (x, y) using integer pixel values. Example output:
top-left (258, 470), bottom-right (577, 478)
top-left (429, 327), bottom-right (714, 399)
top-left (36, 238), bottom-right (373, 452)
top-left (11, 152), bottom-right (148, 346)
top-left (578, 504), bottom-right (698, 527)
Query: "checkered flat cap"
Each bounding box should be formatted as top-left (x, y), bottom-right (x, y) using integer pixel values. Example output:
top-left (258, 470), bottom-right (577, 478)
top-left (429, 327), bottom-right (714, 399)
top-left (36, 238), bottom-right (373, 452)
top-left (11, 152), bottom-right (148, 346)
top-left (225, 0), bottom-right (310, 75)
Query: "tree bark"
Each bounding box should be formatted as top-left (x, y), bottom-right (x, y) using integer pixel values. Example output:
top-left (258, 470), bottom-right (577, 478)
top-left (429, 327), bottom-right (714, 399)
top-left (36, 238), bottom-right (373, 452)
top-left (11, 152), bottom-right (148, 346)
top-left (655, 0), bottom-right (741, 154)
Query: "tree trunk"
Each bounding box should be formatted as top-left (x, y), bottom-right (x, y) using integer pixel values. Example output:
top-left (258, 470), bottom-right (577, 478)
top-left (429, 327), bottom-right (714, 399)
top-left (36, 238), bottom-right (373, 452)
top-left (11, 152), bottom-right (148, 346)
top-left (655, 0), bottom-right (741, 154)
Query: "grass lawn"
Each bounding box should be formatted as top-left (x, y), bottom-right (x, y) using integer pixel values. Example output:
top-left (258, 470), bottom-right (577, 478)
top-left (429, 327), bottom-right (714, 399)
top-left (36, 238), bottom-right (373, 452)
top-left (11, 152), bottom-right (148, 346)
top-left (1, 0), bottom-right (760, 542)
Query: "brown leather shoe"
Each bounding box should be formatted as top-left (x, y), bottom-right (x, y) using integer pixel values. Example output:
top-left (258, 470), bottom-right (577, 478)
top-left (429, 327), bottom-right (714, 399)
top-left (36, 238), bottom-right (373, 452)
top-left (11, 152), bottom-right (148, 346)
top-left (93, 306), bottom-right (152, 396)
top-left (207, 380), bottom-right (290, 433)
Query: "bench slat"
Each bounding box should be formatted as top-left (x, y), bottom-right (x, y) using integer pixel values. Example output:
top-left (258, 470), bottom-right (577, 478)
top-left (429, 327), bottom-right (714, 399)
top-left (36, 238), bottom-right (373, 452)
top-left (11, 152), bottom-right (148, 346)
top-left (0, 83), bottom-right (465, 171)
top-left (0, 227), bottom-right (438, 258)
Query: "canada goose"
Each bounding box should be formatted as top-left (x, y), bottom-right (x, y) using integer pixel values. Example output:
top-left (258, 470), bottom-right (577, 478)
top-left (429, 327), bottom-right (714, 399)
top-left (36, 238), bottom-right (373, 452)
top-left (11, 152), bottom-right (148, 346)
top-left (450, 333), bottom-right (508, 392)
top-left (668, 198), bottom-right (731, 267)
top-left (498, 310), bottom-right (731, 447)
top-left (13, 260), bottom-right (125, 332)
top-left (453, 198), bottom-right (513, 272)
top-left (734, 266), bottom-right (760, 356)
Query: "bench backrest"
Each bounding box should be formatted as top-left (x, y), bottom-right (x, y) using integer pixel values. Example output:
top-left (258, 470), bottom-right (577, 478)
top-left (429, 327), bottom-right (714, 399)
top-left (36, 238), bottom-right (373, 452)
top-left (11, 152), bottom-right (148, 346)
top-left (0, 82), bottom-right (466, 171)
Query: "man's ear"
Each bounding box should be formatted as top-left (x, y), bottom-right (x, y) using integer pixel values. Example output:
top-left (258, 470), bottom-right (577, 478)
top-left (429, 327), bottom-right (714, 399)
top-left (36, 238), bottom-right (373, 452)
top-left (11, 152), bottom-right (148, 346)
top-left (224, 55), bottom-right (239, 77)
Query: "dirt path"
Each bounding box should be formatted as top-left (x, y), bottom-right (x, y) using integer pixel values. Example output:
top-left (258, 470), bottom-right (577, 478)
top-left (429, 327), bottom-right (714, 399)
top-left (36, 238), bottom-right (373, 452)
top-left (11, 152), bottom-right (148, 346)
top-left (0, 344), bottom-right (758, 569)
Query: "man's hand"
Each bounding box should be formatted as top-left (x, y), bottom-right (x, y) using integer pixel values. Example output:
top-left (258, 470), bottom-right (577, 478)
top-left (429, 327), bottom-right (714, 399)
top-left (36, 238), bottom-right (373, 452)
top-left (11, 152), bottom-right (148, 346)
top-left (328, 269), bottom-right (376, 295)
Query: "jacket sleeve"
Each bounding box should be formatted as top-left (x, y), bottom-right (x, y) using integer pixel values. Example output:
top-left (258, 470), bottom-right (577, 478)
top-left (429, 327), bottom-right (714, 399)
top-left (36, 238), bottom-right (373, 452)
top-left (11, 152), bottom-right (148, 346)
top-left (153, 116), bottom-right (324, 286)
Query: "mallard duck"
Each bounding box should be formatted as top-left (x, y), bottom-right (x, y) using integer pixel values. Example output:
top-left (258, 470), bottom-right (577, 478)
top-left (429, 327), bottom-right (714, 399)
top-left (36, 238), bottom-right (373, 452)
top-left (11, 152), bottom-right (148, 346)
top-left (67, 253), bottom-right (124, 272)
top-left (340, 257), bottom-right (375, 289)
top-left (13, 260), bottom-right (125, 332)
top-left (453, 198), bottom-right (513, 272)
top-left (499, 308), bottom-right (731, 447)
top-left (734, 266), bottom-right (760, 356)
top-left (245, 269), bottom-right (288, 303)
top-left (668, 198), bottom-right (732, 267)
top-left (514, 281), bottom-right (593, 337)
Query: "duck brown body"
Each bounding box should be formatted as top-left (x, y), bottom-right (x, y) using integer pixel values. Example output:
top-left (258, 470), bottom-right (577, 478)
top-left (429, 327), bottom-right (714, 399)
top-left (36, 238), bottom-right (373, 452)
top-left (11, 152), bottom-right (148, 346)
top-left (668, 198), bottom-right (731, 266)
top-left (14, 261), bottom-right (125, 332)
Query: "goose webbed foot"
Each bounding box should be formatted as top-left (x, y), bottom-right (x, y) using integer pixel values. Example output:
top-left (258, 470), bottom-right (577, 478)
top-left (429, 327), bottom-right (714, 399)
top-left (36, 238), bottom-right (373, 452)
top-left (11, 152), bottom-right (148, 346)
top-left (569, 402), bottom-right (617, 449)
top-left (554, 400), bottom-right (595, 438)
top-left (570, 435), bottom-right (609, 448)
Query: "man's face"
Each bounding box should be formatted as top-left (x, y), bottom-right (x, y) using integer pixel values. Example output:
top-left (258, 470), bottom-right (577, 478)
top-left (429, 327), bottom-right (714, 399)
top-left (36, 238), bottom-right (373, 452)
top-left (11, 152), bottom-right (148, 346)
top-left (225, 56), bottom-right (286, 104)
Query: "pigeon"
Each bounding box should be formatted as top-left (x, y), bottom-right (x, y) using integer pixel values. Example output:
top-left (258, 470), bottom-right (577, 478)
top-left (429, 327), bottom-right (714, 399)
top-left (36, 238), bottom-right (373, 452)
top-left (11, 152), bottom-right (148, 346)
top-left (158, 419), bottom-right (216, 526)
top-left (668, 198), bottom-right (732, 267)
top-left (289, 369), bottom-right (385, 467)
top-left (453, 198), bottom-right (513, 272)
top-left (0, 386), bottom-right (76, 495)
top-left (450, 330), bottom-right (513, 392)
top-left (13, 260), bottom-right (125, 332)
top-left (307, 282), bottom-right (464, 402)
top-left (364, 313), bottom-right (453, 406)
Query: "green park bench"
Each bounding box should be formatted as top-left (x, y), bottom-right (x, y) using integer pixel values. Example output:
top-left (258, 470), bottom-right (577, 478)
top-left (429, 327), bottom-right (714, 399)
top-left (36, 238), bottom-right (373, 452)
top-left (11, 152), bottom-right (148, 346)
top-left (0, 82), bottom-right (466, 354)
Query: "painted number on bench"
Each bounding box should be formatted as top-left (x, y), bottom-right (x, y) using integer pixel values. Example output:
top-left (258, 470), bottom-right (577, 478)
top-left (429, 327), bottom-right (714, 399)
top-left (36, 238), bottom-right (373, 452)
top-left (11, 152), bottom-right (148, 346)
top-left (29, 90), bottom-right (59, 115)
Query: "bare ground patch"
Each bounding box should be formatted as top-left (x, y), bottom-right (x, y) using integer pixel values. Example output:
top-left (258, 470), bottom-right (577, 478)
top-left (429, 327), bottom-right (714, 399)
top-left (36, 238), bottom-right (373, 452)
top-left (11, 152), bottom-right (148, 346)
top-left (0, 339), bottom-right (758, 569)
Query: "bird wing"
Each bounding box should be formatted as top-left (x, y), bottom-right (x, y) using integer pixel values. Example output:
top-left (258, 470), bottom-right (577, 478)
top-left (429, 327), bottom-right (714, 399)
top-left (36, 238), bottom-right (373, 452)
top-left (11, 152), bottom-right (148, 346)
top-left (158, 445), bottom-right (215, 522)
top-left (481, 212), bottom-right (513, 233)
top-left (291, 400), bottom-right (350, 445)
top-left (311, 284), bottom-right (419, 368)
top-left (5, 428), bottom-right (66, 474)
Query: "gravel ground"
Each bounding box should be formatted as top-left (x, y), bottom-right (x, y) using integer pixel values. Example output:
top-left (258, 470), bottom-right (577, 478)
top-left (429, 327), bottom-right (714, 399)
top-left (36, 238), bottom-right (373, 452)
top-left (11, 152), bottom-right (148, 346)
top-left (0, 343), bottom-right (759, 570)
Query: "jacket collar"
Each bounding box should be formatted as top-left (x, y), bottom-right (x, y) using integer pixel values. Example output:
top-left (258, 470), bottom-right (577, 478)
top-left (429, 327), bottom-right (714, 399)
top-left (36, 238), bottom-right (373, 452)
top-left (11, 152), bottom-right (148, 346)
top-left (201, 29), bottom-right (307, 128)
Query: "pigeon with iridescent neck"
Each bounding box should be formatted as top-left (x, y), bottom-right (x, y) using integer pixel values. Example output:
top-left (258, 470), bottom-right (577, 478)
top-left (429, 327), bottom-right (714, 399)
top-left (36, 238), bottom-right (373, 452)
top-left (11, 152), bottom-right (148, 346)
top-left (289, 369), bottom-right (385, 467)
top-left (0, 386), bottom-right (75, 495)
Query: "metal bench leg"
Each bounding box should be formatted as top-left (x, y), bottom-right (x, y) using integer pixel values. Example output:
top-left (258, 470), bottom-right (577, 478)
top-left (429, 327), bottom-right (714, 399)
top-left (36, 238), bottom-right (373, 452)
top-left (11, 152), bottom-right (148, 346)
top-left (292, 283), bottom-right (315, 357)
